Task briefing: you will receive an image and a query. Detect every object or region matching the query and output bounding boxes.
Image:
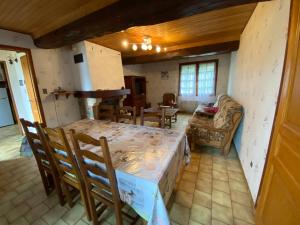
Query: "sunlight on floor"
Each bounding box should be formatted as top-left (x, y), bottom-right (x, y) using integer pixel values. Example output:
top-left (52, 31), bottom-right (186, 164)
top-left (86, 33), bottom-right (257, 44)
top-left (0, 125), bottom-right (23, 161)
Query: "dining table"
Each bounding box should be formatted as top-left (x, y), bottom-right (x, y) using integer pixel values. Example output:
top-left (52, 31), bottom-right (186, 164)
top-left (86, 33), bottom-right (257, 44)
top-left (62, 119), bottom-right (190, 225)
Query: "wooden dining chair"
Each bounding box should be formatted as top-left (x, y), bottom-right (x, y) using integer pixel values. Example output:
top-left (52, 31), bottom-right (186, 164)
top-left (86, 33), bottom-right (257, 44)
top-left (20, 119), bottom-right (64, 205)
top-left (43, 126), bottom-right (91, 220)
top-left (70, 131), bottom-right (139, 225)
top-left (140, 107), bottom-right (166, 128)
top-left (94, 104), bottom-right (115, 121)
top-left (116, 106), bottom-right (136, 125)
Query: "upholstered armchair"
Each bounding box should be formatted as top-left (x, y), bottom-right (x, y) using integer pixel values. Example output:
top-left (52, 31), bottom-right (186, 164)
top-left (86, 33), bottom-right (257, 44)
top-left (186, 95), bottom-right (243, 155)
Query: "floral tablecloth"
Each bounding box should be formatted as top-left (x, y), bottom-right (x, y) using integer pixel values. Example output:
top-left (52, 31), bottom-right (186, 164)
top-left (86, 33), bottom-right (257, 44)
top-left (63, 119), bottom-right (190, 225)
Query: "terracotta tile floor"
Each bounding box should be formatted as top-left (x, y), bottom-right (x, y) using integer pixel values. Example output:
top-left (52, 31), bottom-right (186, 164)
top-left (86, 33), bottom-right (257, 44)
top-left (170, 146), bottom-right (256, 225)
top-left (0, 114), bottom-right (255, 225)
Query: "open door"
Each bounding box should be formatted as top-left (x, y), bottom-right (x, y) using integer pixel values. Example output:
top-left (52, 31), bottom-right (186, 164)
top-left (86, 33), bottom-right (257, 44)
top-left (256, 0), bottom-right (300, 224)
top-left (20, 54), bottom-right (43, 123)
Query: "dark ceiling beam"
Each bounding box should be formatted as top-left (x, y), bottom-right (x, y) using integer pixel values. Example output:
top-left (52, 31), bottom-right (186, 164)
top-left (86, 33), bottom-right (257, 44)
top-left (34, 0), bottom-right (269, 49)
top-left (122, 41), bottom-right (240, 65)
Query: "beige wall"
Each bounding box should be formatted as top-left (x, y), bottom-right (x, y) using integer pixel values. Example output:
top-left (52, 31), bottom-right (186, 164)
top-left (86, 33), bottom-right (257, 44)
top-left (73, 41), bottom-right (125, 91)
top-left (85, 41), bottom-right (125, 90)
top-left (228, 0), bottom-right (290, 201)
top-left (123, 53), bottom-right (231, 111)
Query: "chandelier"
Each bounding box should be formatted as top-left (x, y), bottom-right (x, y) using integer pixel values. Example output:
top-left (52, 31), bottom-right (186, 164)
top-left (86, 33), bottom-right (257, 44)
top-left (122, 35), bottom-right (166, 53)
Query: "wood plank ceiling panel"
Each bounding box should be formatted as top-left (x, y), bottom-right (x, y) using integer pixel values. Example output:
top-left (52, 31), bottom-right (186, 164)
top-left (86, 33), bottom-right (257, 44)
top-left (0, 0), bottom-right (117, 38)
top-left (89, 3), bottom-right (257, 57)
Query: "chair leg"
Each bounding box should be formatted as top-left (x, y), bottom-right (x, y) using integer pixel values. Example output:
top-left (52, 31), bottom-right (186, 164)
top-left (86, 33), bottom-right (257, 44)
top-left (39, 168), bottom-right (52, 196)
top-left (114, 204), bottom-right (123, 225)
top-left (53, 174), bottom-right (65, 206)
top-left (62, 182), bottom-right (73, 207)
top-left (79, 187), bottom-right (91, 221)
top-left (88, 195), bottom-right (99, 225)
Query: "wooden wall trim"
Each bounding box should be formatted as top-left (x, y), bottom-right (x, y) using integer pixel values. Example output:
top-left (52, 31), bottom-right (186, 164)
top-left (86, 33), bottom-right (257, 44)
top-left (74, 89), bottom-right (131, 99)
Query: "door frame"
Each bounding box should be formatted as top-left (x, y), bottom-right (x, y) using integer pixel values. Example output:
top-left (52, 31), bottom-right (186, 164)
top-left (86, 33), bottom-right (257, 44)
top-left (0, 44), bottom-right (46, 128)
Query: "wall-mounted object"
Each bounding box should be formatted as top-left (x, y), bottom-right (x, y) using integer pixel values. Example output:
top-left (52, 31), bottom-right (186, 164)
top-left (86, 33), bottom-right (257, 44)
top-left (161, 71), bottom-right (169, 80)
top-left (50, 87), bottom-right (74, 100)
top-left (74, 53), bottom-right (83, 64)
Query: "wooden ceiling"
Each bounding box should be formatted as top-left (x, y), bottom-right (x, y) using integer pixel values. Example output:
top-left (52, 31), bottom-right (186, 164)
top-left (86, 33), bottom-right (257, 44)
top-left (89, 3), bottom-right (257, 59)
top-left (0, 0), bottom-right (267, 63)
top-left (0, 0), bottom-right (117, 38)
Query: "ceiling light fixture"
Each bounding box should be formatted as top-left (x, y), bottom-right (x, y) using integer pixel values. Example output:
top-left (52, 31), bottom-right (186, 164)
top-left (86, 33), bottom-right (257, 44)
top-left (132, 44), bottom-right (138, 51)
top-left (122, 40), bottom-right (128, 48)
top-left (122, 35), bottom-right (165, 53)
top-left (156, 45), bottom-right (161, 53)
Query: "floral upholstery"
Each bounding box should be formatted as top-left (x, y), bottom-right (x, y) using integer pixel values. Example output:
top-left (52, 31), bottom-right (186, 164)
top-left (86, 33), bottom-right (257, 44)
top-left (186, 95), bottom-right (243, 155)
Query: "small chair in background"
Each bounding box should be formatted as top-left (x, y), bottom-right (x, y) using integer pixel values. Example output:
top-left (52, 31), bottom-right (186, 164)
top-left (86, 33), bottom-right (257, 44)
top-left (70, 131), bottom-right (139, 225)
top-left (159, 93), bottom-right (178, 108)
top-left (116, 106), bottom-right (136, 125)
top-left (43, 127), bottom-right (91, 220)
top-left (94, 104), bottom-right (115, 121)
top-left (20, 119), bottom-right (65, 205)
top-left (140, 107), bottom-right (166, 128)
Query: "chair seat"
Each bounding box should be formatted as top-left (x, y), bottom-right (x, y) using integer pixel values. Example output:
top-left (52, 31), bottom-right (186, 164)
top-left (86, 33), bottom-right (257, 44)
top-left (91, 186), bottom-right (114, 202)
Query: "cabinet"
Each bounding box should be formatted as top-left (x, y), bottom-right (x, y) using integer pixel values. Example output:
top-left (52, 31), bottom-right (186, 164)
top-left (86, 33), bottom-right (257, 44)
top-left (123, 76), bottom-right (146, 115)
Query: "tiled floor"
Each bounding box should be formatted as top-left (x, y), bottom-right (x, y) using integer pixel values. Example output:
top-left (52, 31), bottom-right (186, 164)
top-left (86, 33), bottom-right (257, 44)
top-left (0, 125), bottom-right (23, 161)
top-left (170, 146), bottom-right (255, 225)
top-left (0, 114), bottom-right (255, 225)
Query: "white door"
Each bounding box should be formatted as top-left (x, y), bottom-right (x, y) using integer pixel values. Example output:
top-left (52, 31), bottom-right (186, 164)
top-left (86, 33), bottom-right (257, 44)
top-left (0, 88), bottom-right (14, 127)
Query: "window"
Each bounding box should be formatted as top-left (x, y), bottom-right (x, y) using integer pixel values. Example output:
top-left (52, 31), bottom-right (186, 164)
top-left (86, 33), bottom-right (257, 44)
top-left (179, 60), bottom-right (218, 97)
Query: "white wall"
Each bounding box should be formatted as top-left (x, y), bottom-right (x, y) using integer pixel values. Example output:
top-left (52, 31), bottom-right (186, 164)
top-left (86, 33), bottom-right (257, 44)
top-left (227, 0), bottom-right (290, 201)
top-left (123, 54), bottom-right (231, 112)
top-left (72, 41), bottom-right (125, 91)
top-left (0, 29), bottom-right (81, 127)
top-left (71, 41), bottom-right (125, 119)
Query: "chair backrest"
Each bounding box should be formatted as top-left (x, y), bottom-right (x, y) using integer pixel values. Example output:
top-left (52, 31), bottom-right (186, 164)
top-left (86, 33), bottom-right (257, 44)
top-left (140, 107), bottom-right (165, 128)
top-left (20, 119), bottom-right (53, 167)
top-left (213, 96), bottom-right (243, 129)
top-left (116, 106), bottom-right (136, 125)
top-left (70, 131), bottom-right (121, 205)
top-left (43, 127), bottom-right (81, 180)
top-left (163, 93), bottom-right (176, 106)
top-left (94, 104), bottom-right (115, 121)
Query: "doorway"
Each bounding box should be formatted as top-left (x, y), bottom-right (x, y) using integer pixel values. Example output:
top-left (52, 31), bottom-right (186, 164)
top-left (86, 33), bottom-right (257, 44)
top-left (0, 45), bottom-right (44, 160)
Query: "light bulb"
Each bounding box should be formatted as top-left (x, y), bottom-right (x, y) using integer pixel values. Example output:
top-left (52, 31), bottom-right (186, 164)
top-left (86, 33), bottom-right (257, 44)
top-left (147, 44), bottom-right (153, 50)
top-left (132, 44), bottom-right (138, 51)
top-left (156, 45), bottom-right (161, 53)
top-left (141, 43), bottom-right (148, 51)
top-left (164, 47), bottom-right (167, 52)
top-left (122, 40), bottom-right (128, 48)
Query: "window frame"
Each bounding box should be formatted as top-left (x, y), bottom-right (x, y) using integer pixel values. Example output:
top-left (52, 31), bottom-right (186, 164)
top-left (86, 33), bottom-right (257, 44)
top-left (178, 59), bottom-right (219, 97)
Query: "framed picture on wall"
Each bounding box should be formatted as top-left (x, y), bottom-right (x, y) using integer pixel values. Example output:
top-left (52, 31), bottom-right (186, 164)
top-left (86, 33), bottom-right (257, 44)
top-left (161, 71), bottom-right (169, 80)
